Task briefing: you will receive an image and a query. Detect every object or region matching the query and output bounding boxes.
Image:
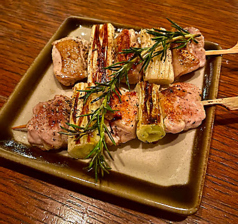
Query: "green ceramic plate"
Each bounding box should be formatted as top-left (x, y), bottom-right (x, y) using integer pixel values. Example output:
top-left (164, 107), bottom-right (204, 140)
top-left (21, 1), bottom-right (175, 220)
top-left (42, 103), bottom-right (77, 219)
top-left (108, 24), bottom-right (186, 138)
top-left (0, 16), bottom-right (222, 215)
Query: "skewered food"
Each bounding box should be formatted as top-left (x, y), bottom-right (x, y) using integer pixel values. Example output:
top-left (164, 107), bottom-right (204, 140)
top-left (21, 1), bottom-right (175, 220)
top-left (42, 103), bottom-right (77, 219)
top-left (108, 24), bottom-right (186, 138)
top-left (52, 37), bottom-right (89, 86)
top-left (87, 23), bottom-right (115, 83)
top-left (67, 85), bottom-right (138, 159)
top-left (105, 89), bottom-right (138, 145)
top-left (52, 24), bottom-right (206, 87)
top-left (171, 27), bottom-right (206, 78)
top-left (115, 29), bottom-right (143, 84)
top-left (136, 82), bottom-right (166, 143)
top-left (67, 83), bottom-right (101, 159)
top-left (135, 81), bottom-right (206, 141)
top-left (26, 95), bottom-right (71, 150)
top-left (159, 82), bottom-right (206, 134)
top-left (16, 82), bottom-right (206, 150)
top-left (140, 29), bottom-right (174, 85)
top-left (13, 20), bottom-right (212, 180)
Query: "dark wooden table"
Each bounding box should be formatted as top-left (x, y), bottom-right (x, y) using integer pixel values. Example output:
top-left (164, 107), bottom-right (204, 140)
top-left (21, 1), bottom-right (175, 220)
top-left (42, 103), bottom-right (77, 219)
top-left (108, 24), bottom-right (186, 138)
top-left (1, 0), bottom-right (238, 223)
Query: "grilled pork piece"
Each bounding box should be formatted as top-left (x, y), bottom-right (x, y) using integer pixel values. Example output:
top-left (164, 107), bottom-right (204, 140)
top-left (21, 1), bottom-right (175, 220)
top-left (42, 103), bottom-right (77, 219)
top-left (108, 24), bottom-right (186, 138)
top-left (52, 37), bottom-right (89, 86)
top-left (87, 23), bottom-right (115, 83)
top-left (159, 82), bottom-right (206, 134)
top-left (171, 27), bottom-right (206, 78)
top-left (115, 29), bottom-right (143, 84)
top-left (27, 95), bottom-right (71, 150)
top-left (105, 89), bottom-right (139, 145)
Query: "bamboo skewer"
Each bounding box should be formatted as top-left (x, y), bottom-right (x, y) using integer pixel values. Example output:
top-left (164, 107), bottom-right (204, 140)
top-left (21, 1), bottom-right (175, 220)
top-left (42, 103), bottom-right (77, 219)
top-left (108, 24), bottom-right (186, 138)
top-left (11, 124), bottom-right (27, 131)
top-left (205, 42), bottom-right (238, 56)
top-left (202, 96), bottom-right (238, 110)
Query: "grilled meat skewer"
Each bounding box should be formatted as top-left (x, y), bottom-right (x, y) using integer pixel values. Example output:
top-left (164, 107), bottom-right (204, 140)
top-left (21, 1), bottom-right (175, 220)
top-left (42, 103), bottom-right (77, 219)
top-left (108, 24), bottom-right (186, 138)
top-left (12, 84), bottom-right (238, 149)
top-left (52, 25), bottom-right (207, 87)
top-left (136, 82), bottom-right (206, 142)
top-left (52, 37), bottom-right (89, 86)
top-left (20, 95), bottom-right (72, 150)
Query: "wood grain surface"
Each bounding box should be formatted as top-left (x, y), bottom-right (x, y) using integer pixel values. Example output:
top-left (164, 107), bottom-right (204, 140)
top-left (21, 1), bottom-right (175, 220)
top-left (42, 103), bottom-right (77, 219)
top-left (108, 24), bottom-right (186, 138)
top-left (1, 0), bottom-right (238, 223)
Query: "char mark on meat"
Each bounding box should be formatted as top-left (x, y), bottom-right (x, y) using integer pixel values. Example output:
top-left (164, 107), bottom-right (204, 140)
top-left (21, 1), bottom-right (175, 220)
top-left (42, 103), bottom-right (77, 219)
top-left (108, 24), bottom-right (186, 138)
top-left (105, 89), bottom-right (138, 145)
top-left (115, 29), bottom-right (143, 84)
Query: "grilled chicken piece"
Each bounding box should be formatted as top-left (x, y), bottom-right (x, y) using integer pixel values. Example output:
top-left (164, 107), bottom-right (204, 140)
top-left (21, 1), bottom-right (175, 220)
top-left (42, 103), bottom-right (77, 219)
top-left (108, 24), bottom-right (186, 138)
top-left (27, 95), bottom-right (71, 150)
top-left (171, 27), bottom-right (206, 78)
top-left (159, 82), bottom-right (206, 134)
top-left (52, 36), bottom-right (89, 86)
top-left (115, 29), bottom-right (143, 84)
top-left (87, 23), bottom-right (115, 83)
top-left (105, 89), bottom-right (138, 145)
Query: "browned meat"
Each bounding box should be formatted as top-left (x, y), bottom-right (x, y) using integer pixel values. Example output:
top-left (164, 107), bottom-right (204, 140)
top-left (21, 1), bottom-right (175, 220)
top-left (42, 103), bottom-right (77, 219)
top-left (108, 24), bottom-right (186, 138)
top-left (115, 29), bottom-right (143, 84)
top-left (105, 89), bottom-right (138, 145)
top-left (159, 82), bottom-right (206, 134)
top-left (171, 27), bottom-right (206, 78)
top-left (52, 37), bottom-right (89, 86)
top-left (26, 95), bottom-right (71, 150)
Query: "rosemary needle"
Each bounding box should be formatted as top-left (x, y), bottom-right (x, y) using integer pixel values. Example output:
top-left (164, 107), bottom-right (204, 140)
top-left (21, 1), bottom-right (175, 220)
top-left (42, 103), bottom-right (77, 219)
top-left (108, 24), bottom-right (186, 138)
top-left (60, 18), bottom-right (200, 181)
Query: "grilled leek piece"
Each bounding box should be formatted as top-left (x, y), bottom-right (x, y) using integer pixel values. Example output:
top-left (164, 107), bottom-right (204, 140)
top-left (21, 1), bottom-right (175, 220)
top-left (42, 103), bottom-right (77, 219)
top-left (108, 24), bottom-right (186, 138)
top-left (87, 23), bottom-right (115, 83)
top-left (140, 29), bottom-right (174, 85)
top-left (68, 83), bottom-right (101, 159)
top-left (136, 82), bottom-right (166, 143)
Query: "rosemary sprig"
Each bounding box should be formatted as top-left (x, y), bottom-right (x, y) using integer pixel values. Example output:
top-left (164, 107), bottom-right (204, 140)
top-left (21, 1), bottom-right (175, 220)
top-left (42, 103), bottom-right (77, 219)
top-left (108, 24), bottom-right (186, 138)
top-left (61, 19), bottom-right (200, 181)
top-left (83, 94), bottom-right (114, 181)
top-left (60, 60), bottom-right (135, 181)
top-left (122, 18), bottom-right (200, 71)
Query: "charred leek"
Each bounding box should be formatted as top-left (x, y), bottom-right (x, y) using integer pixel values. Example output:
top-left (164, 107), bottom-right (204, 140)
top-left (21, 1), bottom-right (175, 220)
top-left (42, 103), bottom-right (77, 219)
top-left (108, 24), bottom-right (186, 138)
top-left (140, 29), bottom-right (174, 84)
top-left (67, 83), bottom-right (101, 159)
top-left (136, 82), bottom-right (166, 143)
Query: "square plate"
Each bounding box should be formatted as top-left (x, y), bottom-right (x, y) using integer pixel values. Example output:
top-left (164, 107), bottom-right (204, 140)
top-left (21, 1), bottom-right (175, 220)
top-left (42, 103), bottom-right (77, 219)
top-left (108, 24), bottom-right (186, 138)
top-left (0, 16), bottom-right (222, 215)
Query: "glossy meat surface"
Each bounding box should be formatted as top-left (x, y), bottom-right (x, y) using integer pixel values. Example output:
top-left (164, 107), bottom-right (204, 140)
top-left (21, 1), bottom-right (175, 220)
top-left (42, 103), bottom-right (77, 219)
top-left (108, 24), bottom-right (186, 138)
top-left (105, 90), bottom-right (139, 145)
top-left (52, 37), bottom-right (89, 86)
top-left (27, 95), bottom-right (71, 150)
top-left (159, 82), bottom-right (206, 134)
top-left (172, 27), bottom-right (206, 78)
top-left (115, 29), bottom-right (143, 84)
